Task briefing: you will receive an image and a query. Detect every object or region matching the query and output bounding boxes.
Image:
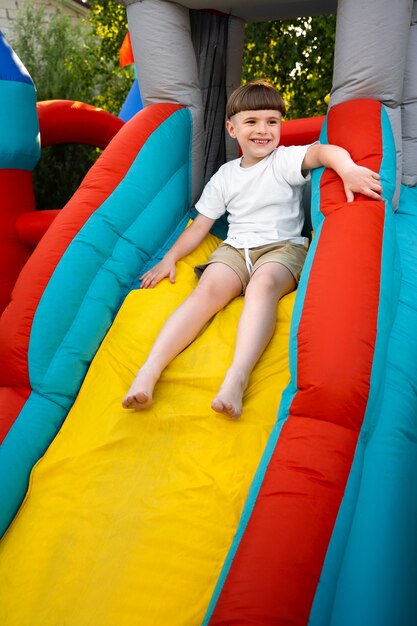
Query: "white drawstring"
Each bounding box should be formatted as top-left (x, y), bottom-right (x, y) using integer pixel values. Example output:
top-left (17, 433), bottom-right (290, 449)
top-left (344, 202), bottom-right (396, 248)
top-left (244, 247), bottom-right (253, 275)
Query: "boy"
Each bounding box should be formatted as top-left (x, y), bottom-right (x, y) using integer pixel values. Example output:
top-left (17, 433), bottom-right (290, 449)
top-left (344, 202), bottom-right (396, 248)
top-left (122, 80), bottom-right (382, 417)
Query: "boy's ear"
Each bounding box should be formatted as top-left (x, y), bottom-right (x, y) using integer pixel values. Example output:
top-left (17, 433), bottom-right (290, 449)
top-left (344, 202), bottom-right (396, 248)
top-left (226, 119), bottom-right (237, 139)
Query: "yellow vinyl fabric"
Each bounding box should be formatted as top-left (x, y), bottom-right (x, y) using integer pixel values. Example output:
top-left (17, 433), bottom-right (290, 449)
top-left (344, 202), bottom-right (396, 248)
top-left (0, 232), bottom-right (295, 626)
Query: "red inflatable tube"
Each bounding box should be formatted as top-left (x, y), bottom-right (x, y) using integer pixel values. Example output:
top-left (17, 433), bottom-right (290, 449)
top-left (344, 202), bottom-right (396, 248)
top-left (14, 210), bottom-right (61, 248)
top-left (37, 100), bottom-right (124, 149)
top-left (0, 169), bottom-right (35, 315)
top-left (281, 115), bottom-right (325, 147)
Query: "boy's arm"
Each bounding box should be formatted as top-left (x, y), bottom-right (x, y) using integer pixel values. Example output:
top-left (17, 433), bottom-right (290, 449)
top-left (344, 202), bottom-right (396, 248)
top-left (140, 213), bottom-right (215, 289)
top-left (302, 144), bottom-right (383, 202)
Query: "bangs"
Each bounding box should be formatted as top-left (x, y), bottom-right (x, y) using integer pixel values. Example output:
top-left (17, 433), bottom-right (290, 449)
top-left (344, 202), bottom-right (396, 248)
top-left (226, 81), bottom-right (286, 119)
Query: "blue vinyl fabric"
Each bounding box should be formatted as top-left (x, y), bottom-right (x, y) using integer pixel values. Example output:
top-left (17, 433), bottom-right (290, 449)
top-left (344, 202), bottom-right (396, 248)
top-left (0, 31), bottom-right (33, 84)
top-left (119, 77), bottom-right (143, 122)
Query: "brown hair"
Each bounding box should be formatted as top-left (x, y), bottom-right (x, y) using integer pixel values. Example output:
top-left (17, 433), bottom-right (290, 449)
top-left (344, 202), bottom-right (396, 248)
top-left (226, 80), bottom-right (286, 120)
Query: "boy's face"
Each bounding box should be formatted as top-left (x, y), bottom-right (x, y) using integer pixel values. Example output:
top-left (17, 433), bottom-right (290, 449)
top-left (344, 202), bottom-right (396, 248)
top-left (226, 109), bottom-right (282, 167)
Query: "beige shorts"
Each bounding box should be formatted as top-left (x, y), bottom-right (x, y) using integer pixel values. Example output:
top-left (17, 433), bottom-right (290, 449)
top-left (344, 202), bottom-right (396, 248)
top-left (194, 241), bottom-right (308, 292)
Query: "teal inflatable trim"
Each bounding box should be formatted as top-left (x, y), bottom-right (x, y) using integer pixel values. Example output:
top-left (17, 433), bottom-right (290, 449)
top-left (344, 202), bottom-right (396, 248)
top-left (0, 394), bottom-right (67, 537)
top-left (0, 80), bottom-right (40, 170)
top-left (278, 118), bottom-right (328, 428)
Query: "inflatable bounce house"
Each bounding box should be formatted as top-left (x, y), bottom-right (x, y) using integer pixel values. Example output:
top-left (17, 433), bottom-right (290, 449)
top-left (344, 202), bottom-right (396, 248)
top-left (0, 0), bottom-right (416, 623)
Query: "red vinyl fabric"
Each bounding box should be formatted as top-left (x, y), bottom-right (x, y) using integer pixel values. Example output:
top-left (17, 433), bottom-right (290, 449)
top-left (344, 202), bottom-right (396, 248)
top-left (280, 115), bottom-right (325, 147)
top-left (0, 170), bottom-right (35, 315)
top-left (37, 100), bottom-right (124, 149)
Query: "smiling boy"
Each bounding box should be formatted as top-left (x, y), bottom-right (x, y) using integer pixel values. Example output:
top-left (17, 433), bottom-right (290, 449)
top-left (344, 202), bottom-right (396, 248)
top-left (122, 80), bottom-right (382, 417)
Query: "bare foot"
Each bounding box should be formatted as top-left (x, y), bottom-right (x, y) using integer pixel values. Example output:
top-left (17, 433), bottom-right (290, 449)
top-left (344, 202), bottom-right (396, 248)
top-left (122, 366), bottom-right (160, 409)
top-left (211, 369), bottom-right (248, 418)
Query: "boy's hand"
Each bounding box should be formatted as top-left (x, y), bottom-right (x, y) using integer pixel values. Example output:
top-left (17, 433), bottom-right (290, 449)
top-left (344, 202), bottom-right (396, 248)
top-left (302, 144), bottom-right (383, 203)
top-left (340, 164), bottom-right (383, 203)
top-left (138, 214), bottom-right (215, 289)
top-left (140, 257), bottom-right (176, 289)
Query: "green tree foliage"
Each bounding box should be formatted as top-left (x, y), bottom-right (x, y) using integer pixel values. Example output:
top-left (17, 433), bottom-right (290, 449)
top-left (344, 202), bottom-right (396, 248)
top-left (11, 0), bottom-right (132, 112)
top-left (11, 4), bottom-right (91, 103)
top-left (243, 15), bottom-right (336, 119)
top-left (89, 0), bottom-right (128, 60)
top-left (74, 0), bottom-right (133, 114)
top-left (10, 0), bottom-right (132, 210)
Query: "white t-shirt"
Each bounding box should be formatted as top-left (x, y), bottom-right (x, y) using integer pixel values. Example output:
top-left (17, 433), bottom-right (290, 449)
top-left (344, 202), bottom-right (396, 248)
top-left (195, 144), bottom-right (311, 249)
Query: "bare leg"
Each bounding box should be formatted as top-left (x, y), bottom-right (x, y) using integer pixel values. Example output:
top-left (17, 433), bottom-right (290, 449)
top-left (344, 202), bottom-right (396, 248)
top-left (122, 263), bottom-right (242, 409)
top-left (212, 263), bottom-right (296, 418)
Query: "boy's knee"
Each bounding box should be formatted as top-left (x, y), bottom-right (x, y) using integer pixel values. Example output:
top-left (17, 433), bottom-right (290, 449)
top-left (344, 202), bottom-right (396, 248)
top-left (247, 272), bottom-right (278, 295)
top-left (247, 265), bottom-right (295, 297)
top-left (193, 279), bottom-right (228, 303)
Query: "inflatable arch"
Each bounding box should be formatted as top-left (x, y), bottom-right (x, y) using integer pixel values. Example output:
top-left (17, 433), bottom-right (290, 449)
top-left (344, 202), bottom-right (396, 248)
top-left (0, 0), bottom-right (417, 624)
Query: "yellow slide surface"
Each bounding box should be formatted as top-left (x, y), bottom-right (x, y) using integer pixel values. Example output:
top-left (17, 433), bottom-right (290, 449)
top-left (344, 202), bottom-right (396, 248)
top-left (0, 233), bottom-right (295, 626)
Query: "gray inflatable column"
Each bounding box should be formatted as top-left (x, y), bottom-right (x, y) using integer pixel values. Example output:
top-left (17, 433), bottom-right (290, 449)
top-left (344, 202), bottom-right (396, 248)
top-left (331, 0), bottom-right (413, 205)
top-left (401, 1), bottom-right (417, 187)
top-left (225, 16), bottom-right (245, 163)
top-left (189, 11), bottom-right (245, 178)
top-left (121, 0), bottom-right (205, 203)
